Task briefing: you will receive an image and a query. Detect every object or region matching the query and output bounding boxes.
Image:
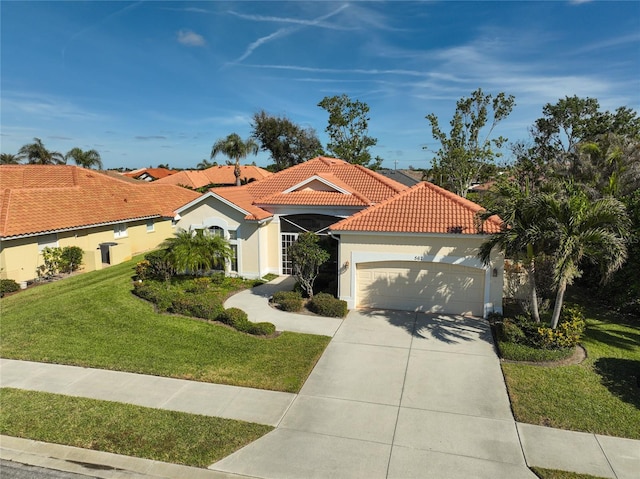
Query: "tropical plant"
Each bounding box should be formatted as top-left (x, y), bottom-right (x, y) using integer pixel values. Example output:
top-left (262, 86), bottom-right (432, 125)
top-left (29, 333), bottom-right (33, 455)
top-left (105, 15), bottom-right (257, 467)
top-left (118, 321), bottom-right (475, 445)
top-left (161, 229), bottom-right (233, 276)
top-left (0, 153), bottom-right (21, 165)
top-left (479, 187), bottom-right (549, 323)
top-left (288, 232), bottom-right (330, 299)
top-left (211, 133), bottom-right (259, 186)
top-left (196, 159), bottom-right (215, 170)
top-left (17, 138), bottom-right (65, 165)
top-left (537, 187), bottom-right (630, 329)
top-left (65, 147), bottom-right (103, 169)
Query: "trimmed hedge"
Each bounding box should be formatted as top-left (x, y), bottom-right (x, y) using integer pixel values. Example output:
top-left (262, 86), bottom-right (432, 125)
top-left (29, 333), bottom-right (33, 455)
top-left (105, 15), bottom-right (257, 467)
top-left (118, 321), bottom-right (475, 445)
top-left (133, 281), bottom-right (274, 336)
top-left (0, 279), bottom-right (20, 294)
top-left (308, 293), bottom-right (348, 318)
top-left (271, 291), bottom-right (304, 312)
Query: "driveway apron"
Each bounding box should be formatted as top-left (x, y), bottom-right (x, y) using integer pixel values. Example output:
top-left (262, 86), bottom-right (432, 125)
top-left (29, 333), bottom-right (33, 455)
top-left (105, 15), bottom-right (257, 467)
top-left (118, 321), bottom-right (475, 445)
top-left (211, 310), bottom-right (537, 479)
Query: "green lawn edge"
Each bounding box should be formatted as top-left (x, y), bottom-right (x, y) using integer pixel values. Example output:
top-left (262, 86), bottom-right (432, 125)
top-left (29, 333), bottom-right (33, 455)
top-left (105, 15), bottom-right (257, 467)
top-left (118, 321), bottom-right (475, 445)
top-left (501, 290), bottom-right (640, 440)
top-left (531, 466), bottom-right (608, 479)
top-left (0, 388), bottom-right (272, 468)
top-left (0, 258), bottom-right (330, 393)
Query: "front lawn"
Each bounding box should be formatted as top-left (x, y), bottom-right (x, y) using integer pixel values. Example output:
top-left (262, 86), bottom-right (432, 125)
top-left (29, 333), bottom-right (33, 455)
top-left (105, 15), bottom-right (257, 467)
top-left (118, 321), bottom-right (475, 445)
top-left (0, 388), bottom-right (272, 467)
top-left (502, 289), bottom-right (640, 439)
top-left (0, 259), bottom-right (330, 393)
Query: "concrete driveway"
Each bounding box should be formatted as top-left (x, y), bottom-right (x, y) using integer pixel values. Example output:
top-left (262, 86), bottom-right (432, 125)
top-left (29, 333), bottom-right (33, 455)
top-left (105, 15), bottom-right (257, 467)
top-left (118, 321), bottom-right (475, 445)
top-left (211, 309), bottom-right (536, 479)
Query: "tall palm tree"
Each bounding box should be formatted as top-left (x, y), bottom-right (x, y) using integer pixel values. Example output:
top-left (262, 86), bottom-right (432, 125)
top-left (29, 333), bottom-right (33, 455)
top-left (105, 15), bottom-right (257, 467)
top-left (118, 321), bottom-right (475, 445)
top-left (479, 187), bottom-right (550, 323)
top-left (17, 138), bottom-right (65, 165)
top-left (161, 229), bottom-right (233, 275)
top-left (539, 189), bottom-right (630, 329)
top-left (65, 147), bottom-right (103, 169)
top-left (211, 133), bottom-right (259, 186)
top-left (0, 153), bottom-right (21, 165)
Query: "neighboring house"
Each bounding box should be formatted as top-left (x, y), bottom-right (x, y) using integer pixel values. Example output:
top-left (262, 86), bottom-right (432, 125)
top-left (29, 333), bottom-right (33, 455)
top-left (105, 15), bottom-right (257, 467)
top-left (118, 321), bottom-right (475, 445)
top-left (123, 167), bottom-right (177, 181)
top-left (154, 165), bottom-right (272, 189)
top-left (175, 156), bottom-right (504, 317)
top-left (0, 165), bottom-right (200, 283)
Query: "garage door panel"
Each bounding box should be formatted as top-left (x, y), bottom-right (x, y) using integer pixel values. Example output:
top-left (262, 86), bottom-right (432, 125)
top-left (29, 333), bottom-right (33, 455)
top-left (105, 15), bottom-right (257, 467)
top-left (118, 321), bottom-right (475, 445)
top-left (356, 261), bottom-right (484, 316)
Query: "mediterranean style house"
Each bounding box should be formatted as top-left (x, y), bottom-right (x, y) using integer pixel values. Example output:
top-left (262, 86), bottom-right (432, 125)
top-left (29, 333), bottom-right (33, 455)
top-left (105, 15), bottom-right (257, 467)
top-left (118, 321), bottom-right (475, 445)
top-left (0, 165), bottom-right (200, 283)
top-left (153, 165), bottom-right (272, 189)
top-left (175, 157), bottom-right (504, 317)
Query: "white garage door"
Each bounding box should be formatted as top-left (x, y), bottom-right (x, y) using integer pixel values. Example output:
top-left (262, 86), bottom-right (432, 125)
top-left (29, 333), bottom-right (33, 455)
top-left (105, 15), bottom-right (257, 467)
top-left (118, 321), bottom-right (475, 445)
top-left (356, 261), bottom-right (485, 316)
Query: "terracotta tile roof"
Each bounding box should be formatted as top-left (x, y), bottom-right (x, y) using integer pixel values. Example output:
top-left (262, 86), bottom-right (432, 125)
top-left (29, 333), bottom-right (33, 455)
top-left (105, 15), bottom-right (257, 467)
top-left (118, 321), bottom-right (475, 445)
top-left (204, 157), bottom-right (407, 220)
top-left (0, 165), bottom-right (200, 238)
top-left (330, 182), bottom-right (502, 234)
top-left (123, 167), bottom-right (177, 180)
top-left (155, 165), bottom-right (272, 189)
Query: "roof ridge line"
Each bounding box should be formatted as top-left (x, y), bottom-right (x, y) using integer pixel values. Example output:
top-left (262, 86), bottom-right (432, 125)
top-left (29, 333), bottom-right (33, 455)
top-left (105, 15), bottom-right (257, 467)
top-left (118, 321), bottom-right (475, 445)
top-left (423, 181), bottom-right (502, 228)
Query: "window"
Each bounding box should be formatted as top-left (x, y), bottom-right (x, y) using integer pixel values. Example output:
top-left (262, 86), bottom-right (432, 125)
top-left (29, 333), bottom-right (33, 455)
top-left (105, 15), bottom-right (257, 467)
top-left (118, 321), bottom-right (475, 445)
top-left (38, 234), bottom-right (59, 252)
top-left (208, 226), bottom-right (224, 238)
top-left (230, 244), bottom-right (238, 272)
top-left (146, 220), bottom-right (155, 232)
top-left (228, 229), bottom-right (237, 240)
top-left (114, 223), bottom-right (128, 239)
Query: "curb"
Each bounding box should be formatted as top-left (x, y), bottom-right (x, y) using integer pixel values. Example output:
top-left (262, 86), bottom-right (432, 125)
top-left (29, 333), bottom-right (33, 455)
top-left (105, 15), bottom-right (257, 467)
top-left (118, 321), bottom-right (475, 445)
top-left (0, 435), bottom-right (253, 479)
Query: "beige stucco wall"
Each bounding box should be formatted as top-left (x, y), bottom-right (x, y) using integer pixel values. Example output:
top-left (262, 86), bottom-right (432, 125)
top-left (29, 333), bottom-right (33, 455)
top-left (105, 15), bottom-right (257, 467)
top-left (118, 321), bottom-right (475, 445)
top-left (336, 232), bottom-right (504, 317)
top-left (0, 218), bottom-right (174, 283)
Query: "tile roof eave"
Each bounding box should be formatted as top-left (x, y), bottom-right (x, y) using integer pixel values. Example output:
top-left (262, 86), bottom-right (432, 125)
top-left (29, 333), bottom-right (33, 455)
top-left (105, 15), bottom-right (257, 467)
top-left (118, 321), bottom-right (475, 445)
top-left (1, 214), bottom-right (163, 241)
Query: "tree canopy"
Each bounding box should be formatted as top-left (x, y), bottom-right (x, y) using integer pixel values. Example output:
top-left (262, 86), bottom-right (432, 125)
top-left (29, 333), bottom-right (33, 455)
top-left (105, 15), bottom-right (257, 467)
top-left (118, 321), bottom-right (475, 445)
top-left (426, 88), bottom-right (515, 198)
top-left (251, 110), bottom-right (324, 172)
top-left (288, 232), bottom-right (330, 299)
top-left (318, 94), bottom-right (381, 169)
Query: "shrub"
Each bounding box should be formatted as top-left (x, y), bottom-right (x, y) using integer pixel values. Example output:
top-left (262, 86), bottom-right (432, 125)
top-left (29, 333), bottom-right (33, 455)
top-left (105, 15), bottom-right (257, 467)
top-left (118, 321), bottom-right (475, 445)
top-left (208, 272), bottom-right (226, 285)
top-left (246, 322), bottom-right (276, 336)
top-left (536, 305), bottom-right (585, 349)
top-left (0, 279), bottom-right (20, 294)
top-left (135, 260), bottom-right (151, 280)
top-left (272, 291), bottom-right (304, 312)
top-left (170, 294), bottom-right (223, 321)
top-left (218, 307), bottom-right (249, 328)
top-left (186, 277), bottom-right (211, 293)
top-left (498, 341), bottom-right (575, 362)
top-left (308, 292), bottom-right (348, 318)
top-left (144, 250), bottom-right (175, 282)
top-left (496, 318), bottom-right (527, 344)
top-left (60, 246), bottom-right (83, 273)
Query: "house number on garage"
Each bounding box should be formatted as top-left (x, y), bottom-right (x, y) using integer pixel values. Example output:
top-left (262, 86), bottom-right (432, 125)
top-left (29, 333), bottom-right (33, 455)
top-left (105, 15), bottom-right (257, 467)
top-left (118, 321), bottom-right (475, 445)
top-left (414, 255), bottom-right (426, 261)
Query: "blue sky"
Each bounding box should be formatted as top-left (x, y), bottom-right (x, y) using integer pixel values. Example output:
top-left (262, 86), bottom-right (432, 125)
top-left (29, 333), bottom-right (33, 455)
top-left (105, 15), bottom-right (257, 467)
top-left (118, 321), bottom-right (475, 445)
top-left (2, 1), bottom-right (639, 170)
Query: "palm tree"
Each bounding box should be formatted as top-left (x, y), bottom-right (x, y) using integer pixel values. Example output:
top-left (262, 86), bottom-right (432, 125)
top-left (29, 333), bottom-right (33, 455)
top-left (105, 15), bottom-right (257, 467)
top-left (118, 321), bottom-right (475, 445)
top-left (0, 153), bottom-right (21, 165)
top-left (161, 229), bottom-right (233, 275)
top-left (211, 133), bottom-right (259, 186)
top-left (197, 159), bottom-right (214, 170)
top-left (479, 187), bottom-right (550, 323)
top-left (17, 138), bottom-right (65, 165)
top-left (65, 147), bottom-right (103, 169)
top-left (539, 188), bottom-right (630, 329)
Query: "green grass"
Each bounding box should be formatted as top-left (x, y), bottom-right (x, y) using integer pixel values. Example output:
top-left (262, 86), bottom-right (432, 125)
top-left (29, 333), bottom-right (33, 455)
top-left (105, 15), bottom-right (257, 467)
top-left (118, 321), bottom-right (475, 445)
top-left (502, 289), bottom-right (640, 439)
top-left (531, 467), bottom-right (607, 479)
top-left (0, 388), bottom-right (272, 467)
top-left (498, 341), bottom-right (575, 362)
top-left (0, 259), bottom-right (330, 393)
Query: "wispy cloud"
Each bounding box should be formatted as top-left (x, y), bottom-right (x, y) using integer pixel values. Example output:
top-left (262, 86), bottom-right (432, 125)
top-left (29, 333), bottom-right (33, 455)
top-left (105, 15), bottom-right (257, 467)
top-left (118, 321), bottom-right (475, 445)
top-left (48, 135), bottom-right (73, 140)
top-left (3, 91), bottom-right (107, 122)
top-left (134, 135), bottom-right (167, 140)
top-left (228, 4), bottom-right (351, 64)
top-left (177, 29), bottom-right (206, 47)
top-left (227, 5), bottom-right (354, 31)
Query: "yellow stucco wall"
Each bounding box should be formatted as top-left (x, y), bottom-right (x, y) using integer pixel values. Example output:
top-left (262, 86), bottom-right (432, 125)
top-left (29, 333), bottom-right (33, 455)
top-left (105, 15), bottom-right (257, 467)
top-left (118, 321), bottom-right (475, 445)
top-left (336, 232), bottom-right (504, 316)
top-left (0, 218), bottom-right (175, 283)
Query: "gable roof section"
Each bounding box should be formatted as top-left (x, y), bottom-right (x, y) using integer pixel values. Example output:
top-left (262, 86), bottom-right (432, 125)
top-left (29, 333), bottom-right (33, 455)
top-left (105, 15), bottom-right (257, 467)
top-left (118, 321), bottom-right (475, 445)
top-left (207, 157), bottom-right (406, 220)
top-left (330, 181), bottom-right (502, 235)
top-left (123, 167), bottom-right (177, 180)
top-left (154, 165), bottom-right (272, 189)
top-left (0, 165), bottom-right (201, 238)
